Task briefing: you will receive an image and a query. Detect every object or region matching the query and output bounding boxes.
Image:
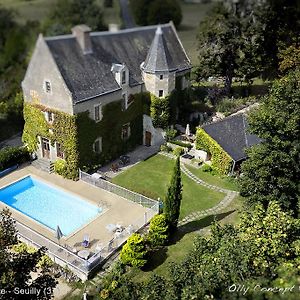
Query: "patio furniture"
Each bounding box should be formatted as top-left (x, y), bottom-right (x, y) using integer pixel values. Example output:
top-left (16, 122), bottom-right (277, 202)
top-left (95, 242), bottom-right (104, 252)
top-left (77, 249), bottom-right (90, 260)
top-left (119, 155), bottom-right (130, 166)
top-left (111, 163), bottom-right (119, 172)
top-left (82, 234), bottom-right (90, 248)
top-left (106, 223), bottom-right (117, 232)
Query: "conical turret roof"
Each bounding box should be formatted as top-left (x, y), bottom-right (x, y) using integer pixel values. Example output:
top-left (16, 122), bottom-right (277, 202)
top-left (143, 26), bottom-right (177, 73)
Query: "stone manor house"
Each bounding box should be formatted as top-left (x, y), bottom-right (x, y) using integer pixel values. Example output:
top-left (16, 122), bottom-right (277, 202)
top-left (22, 22), bottom-right (191, 174)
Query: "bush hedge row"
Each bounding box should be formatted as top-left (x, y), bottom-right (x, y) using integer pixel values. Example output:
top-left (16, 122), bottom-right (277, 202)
top-left (0, 146), bottom-right (30, 171)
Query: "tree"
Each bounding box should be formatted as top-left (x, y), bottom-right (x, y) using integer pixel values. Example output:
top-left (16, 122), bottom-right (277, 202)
top-left (150, 94), bottom-right (170, 128)
top-left (120, 233), bottom-right (147, 268)
top-left (147, 0), bottom-right (182, 28)
top-left (164, 156), bottom-right (182, 231)
top-left (278, 45), bottom-right (300, 74)
top-left (43, 0), bottom-right (106, 36)
top-left (129, 0), bottom-right (182, 28)
top-left (240, 69), bottom-right (300, 213)
top-left (196, 2), bottom-right (268, 94)
top-left (147, 214), bottom-right (169, 247)
top-left (0, 209), bottom-right (57, 299)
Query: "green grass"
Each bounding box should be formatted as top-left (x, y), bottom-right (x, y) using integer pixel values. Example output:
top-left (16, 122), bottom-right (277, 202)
top-left (186, 164), bottom-right (240, 191)
top-left (178, 1), bottom-right (213, 65)
top-left (0, 0), bottom-right (121, 26)
top-left (0, 0), bottom-right (57, 24)
top-left (112, 154), bottom-right (225, 219)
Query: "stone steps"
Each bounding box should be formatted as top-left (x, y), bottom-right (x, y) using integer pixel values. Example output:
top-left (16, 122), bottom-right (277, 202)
top-left (31, 159), bottom-right (54, 173)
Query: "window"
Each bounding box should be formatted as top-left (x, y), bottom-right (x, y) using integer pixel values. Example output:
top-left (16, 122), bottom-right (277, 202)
top-left (47, 111), bottom-right (53, 123)
top-left (45, 81), bottom-right (51, 93)
top-left (56, 143), bottom-right (64, 159)
top-left (159, 90), bottom-right (164, 97)
top-left (93, 137), bottom-right (102, 153)
top-left (121, 123), bottom-right (130, 140)
top-left (127, 94), bottom-right (134, 107)
top-left (94, 104), bottom-right (102, 122)
top-left (160, 74), bottom-right (163, 80)
top-left (121, 70), bottom-right (126, 85)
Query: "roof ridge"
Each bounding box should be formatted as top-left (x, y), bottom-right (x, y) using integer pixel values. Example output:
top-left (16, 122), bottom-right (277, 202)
top-left (242, 114), bottom-right (249, 147)
top-left (44, 24), bottom-right (172, 41)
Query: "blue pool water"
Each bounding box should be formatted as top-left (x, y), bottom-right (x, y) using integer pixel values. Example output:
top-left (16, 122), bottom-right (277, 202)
top-left (0, 176), bottom-right (101, 236)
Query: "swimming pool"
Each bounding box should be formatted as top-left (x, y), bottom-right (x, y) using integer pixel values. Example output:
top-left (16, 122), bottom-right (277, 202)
top-left (0, 176), bottom-right (101, 236)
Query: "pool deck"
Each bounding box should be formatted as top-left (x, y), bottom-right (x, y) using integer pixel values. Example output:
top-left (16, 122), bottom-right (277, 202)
top-left (0, 164), bottom-right (149, 254)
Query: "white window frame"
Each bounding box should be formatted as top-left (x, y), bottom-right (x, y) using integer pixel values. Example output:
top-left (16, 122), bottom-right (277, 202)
top-left (94, 104), bottom-right (102, 122)
top-left (121, 123), bottom-right (131, 140)
top-left (93, 137), bottom-right (102, 153)
top-left (44, 80), bottom-right (52, 94)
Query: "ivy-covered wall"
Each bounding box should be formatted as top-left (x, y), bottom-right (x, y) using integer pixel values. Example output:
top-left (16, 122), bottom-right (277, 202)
top-left (77, 92), bottom-right (150, 171)
top-left (196, 128), bottom-right (233, 174)
top-left (22, 103), bottom-right (79, 179)
top-left (22, 92), bottom-right (151, 177)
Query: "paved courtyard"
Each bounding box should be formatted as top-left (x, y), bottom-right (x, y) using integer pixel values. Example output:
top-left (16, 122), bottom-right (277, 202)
top-left (99, 145), bottom-right (160, 178)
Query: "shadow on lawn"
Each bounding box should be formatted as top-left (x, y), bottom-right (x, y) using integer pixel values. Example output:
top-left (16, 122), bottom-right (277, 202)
top-left (143, 209), bottom-right (236, 272)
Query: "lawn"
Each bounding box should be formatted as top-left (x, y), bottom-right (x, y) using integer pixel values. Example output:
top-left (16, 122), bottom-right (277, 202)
top-left (112, 154), bottom-right (225, 219)
top-left (129, 191), bottom-right (244, 283)
top-left (178, 1), bottom-right (213, 65)
top-left (186, 164), bottom-right (240, 191)
top-left (0, 0), bottom-right (121, 26)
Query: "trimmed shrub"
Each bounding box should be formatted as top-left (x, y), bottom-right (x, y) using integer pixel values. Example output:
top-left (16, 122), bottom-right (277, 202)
top-left (173, 147), bottom-right (184, 157)
top-left (160, 144), bottom-right (172, 153)
top-left (147, 214), bottom-right (169, 247)
top-left (54, 159), bottom-right (67, 176)
top-left (0, 146), bottom-right (30, 171)
top-left (165, 128), bottom-right (177, 141)
top-left (202, 164), bottom-right (212, 173)
top-left (120, 233), bottom-right (147, 268)
top-left (169, 140), bottom-right (192, 150)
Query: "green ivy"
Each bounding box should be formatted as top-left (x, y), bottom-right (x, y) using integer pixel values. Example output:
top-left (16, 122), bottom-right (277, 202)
top-left (196, 128), bottom-right (233, 174)
top-left (22, 92), bottom-right (150, 178)
top-left (76, 92), bottom-right (150, 172)
top-left (22, 103), bottom-right (79, 180)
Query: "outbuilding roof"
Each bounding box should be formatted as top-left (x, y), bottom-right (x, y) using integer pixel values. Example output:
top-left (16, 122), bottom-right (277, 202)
top-left (202, 114), bottom-right (262, 162)
top-left (44, 23), bottom-right (191, 103)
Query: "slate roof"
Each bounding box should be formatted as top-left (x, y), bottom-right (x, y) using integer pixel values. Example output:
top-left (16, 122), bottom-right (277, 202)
top-left (202, 114), bottom-right (262, 162)
top-left (44, 23), bottom-right (191, 103)
top-left (143, 26), bottom-right (177, 73)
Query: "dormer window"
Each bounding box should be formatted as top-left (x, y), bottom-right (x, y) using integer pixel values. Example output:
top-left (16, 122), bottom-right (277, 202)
top-left (45, 111), bottom-right (54, 123)
top-left (44, 81), bottom-right (51, 93)
top-left (122, 71), bottom-right (126, 85)
top-left (47, 111), bottom-right (53, 122)
top-left (111, 63), bottom-right (128, 86)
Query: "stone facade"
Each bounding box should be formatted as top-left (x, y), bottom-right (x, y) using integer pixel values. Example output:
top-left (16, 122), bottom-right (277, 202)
top-left (22, 23), bottom-right (191, 166)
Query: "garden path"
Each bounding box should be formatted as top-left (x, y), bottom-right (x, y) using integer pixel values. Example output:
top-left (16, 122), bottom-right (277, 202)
top-left (159, 152), bottom-right (239, 226)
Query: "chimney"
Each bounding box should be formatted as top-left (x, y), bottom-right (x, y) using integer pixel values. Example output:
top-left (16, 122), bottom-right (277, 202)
top-left (108, 23), bottom-right (120, 32)
top-left (72, 25), bottom-right (92, 54)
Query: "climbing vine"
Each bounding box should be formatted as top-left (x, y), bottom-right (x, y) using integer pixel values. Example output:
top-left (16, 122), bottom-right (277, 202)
top-left (22, 103), bottom-right (79, 180)
top-left (22, 92), bottom-right (150, 177)
top-left (196, 128), bottom-right (233, 174)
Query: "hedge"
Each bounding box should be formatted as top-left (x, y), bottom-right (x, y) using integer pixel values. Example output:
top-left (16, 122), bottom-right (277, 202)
top-left (169, 140), bottom-right (192, 149)
top-left (0, 146), bottom-right (30, 171)
top-left (195, 128), bottom-right (233, 174)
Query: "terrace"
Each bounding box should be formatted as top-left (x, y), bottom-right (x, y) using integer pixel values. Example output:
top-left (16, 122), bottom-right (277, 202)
top-left (0, 164), bottom-right (158, 280)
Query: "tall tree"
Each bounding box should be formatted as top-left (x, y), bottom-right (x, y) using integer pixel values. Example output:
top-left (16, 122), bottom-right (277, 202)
top-left (0, 209), bottom-right (57, 299)
top-left (43, 0), bottom-right (106, 36)
top-left (240, 69), bottom-right (300, 213)
top-left (164, 156), bottom-right (183, 231)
